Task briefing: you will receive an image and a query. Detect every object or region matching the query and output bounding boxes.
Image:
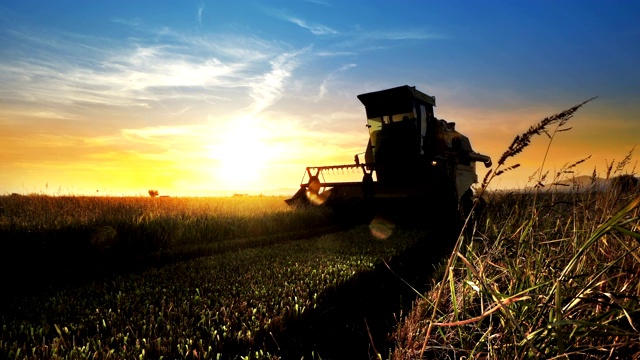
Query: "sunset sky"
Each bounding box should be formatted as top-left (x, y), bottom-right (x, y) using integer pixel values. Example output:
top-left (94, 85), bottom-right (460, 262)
top-left (1, 1), bottom-right (639, 196)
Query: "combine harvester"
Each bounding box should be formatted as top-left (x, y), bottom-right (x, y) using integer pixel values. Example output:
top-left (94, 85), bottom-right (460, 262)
top-left (286, 85), bottom-right (492, 224)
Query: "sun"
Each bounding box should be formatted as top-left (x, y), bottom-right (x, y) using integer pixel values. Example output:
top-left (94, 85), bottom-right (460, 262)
top-left (209, 116), bottom-right (276, 192)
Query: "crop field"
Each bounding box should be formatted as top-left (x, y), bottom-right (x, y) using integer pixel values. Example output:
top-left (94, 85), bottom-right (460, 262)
top-left (0, 196), bottom-right (342, 294)
top-left (2, 102), bottom-right (639, 360)
top-left (3, 186), bottom-right (638, 359)
top-left (0, 195), bottom-right (442, 359)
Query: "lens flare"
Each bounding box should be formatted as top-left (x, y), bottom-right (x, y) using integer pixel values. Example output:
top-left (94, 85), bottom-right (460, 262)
top-left (306, 188), bottom-right (330, 205)
top-left (369, 216), bottom-right (395, 239)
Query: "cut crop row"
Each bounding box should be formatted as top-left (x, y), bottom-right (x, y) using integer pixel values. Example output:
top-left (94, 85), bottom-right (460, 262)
top-left (1, 225), bottom-right (425, 359)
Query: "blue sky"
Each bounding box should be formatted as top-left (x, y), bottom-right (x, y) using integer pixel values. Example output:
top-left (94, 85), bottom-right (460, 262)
top-left (1, 1), bottom-right (639, 195)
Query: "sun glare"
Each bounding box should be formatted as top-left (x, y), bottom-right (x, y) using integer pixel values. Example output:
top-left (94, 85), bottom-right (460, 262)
top-left (208, 116), bottom-right (277, 192)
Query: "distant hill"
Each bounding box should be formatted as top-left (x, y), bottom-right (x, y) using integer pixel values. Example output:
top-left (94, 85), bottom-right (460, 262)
top-left (550, 175), bottom-right (610, 191)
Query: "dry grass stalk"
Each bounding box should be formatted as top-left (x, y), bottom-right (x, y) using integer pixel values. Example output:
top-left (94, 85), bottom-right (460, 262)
top-left (393, 98), bottom-right (640, 359)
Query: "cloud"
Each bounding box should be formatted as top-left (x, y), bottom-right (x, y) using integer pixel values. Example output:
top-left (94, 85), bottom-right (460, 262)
top-left (0, 22), bottom-right (303, 118)
top-left (264, 7), bottom-right (338, 35)
top-left (197, 4), bottom-right (205, 25)
top-left (104, 46), bottom-right (243, 91)
top-left (315, 63), bottom-right (357, 101)
top-left (0, 7), bottom-right (444, 126)
top-left (362, 29), bottom-right (446, 41)
top-left (111, 17), bottom-right (143, 28)
top-left (286, 16), bottom-right (338, 35)
top-left (303, 0), bottom-right (332, 5)
top-left (315, 50), bottom-right (357, 57)
top-left (121, 125), bottom-right (207, 140)
top-left (248, 48), bottom-right (309, 114)
top-left (330, 27), bottom-right (446, 51)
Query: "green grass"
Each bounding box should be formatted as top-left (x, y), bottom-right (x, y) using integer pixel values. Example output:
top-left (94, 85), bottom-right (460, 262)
top-left (1, 226), bottom-right (422, 359)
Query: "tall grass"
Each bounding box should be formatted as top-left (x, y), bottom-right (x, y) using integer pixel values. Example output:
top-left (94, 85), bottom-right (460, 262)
top-left (0, 195), bottom-right (336, 296)
top-left (393, 99), bottom-right (640, 358)
top-left (0, 195), bottom-right (330, 241)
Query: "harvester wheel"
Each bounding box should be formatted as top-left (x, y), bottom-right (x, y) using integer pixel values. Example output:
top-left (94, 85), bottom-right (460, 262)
top-left (461, 189), bottom-right (473, 221)
top-left (362, 173), bottom-right (374, 200)
top-left (440, 183), bottom-right (464, 232)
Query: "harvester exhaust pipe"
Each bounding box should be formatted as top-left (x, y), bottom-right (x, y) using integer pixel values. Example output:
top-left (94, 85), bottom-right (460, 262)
top-left (469, 152), bottom-right (492, 168)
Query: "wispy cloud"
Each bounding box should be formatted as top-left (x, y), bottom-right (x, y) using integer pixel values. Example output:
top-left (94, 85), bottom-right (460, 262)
top-left (197, 4), bottom-right (205, 25)
top-left (111, 17), bottom-right (143, 28)
top-left (122, 125), bottom-right (206, 140)
top-left (248, 47), bottom-right (309, 114)
top-left (104, 46), bottom-right (243, 90)
top-left (315, 50), bottom-right (357, 57)
top-left (0, 22), bottom-right (307, 119)
top-left (303, 0), bottom-right (332, 5)
top-left (286, 16), bottom-right (338, 35)
top-left (0, 9), bottom-right (440, 121)
top-left (362, 29), bottom-right (446, 41)
top-left (265, 7), bottom-right (338, 36)
top-left (315, 63), bottom-right (357, 101)
top-left (330, 27), bottom-right (446, 51)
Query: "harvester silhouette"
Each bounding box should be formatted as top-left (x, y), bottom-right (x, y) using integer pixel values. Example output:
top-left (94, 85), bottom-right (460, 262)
top-left (286, 85), bottom-right (491, 224)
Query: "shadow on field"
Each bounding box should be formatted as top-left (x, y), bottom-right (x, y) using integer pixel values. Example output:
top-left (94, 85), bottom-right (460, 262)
top-left (272, 219), bottom-right (459, 359)
top-left (0, 223), bottom-right (349, 307)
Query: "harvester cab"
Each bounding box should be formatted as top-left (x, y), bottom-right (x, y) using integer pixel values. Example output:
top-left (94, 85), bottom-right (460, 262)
top-left (286, 85), bottom-right (491, 222)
